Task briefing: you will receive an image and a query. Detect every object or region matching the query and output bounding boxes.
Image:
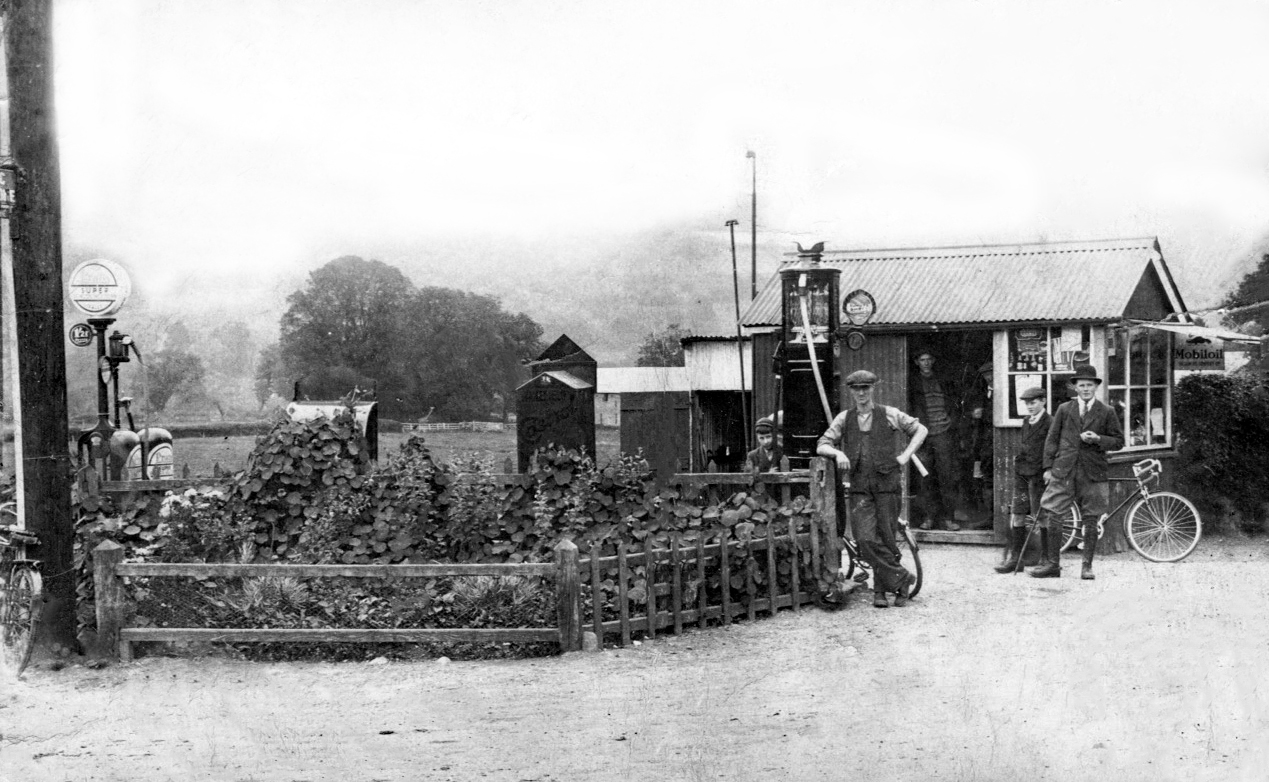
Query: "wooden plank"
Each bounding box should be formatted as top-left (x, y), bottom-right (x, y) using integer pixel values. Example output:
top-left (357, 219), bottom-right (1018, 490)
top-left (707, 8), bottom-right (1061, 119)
top-left (746, 538), bottom-right (757, 623)
top-left (92, 541), bottom-right (126, 659)
top-left (644, 536), bottom-right (656, 641)
top-left (788, 517), bottom-right (800, 614)
top-left (809, 504), bottom-right (822, 582)
top-left (670, 537), bottom-right (683, 636)
top-left (120, 627), bottom-right (557, 643)
top-left (583, 533), bottom-right (799, 570)
top-left (116, 562), bottom-right (556, 578)
top-left (617, 541), bottom-right (631, 647)
top-left (670, 472), bottom-right (811, 485)
top-left (695, 535), bottom-right (707, 631)
top-left (555, 539), bottom-right (581, 653)
top-left (765, 522), bottom-right (778, 617)
top-left (589, 542), bottom-right (603, 643)
top-left (718, 528), bottom-right (731, 626)
top-left (101, 478), bottom-right (222, 493)
top-left (913, 529), bottom-right (995, 545)
top-left (592, 592), bottom-right (818, 634)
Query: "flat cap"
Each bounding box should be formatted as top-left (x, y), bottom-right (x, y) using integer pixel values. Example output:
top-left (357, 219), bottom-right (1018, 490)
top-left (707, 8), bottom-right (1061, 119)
top-left (755, 415), bottom-right (774, 433)
top-left (844, 370), bottom-right (878, 387)
top-left (1020, 386), bottom-right (1046, 401)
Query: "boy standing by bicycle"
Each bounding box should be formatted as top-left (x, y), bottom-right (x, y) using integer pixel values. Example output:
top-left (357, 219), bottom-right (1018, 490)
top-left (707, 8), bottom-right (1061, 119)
top-left (994, 385), bottom-right (1050, 573)
top-left (1030, 365), bottom-right (1123, 580)
top-left (816, 370), bottom-right (927, 608)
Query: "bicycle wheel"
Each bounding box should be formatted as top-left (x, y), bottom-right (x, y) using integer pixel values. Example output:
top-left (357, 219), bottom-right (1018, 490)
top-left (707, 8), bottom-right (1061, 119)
top-left (1, 566), bottom-right (41, 677)
top-left (1126, 492), bottom-right (1201, 563)
top-left (898, 526), bottom-right (923, 598)
top-left (1059, 506), bottom-right (1087, 553)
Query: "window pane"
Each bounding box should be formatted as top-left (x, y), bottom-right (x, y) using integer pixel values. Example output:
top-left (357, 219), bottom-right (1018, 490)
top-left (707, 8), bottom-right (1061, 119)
top-left (1149, 387), bottom-right (1168, 445)
top-left (1010, 328), bottom-right (1048, 372)
top-left (1109, 388), bottom-right (1127, 441)
top-left (1009, 373), bottom-right (1046, 419)
top-left (1108, 329), bottom-right (1126, 385)
top-left (1053, 373), bottom-right (1077, 409)
top-left (1128, 389), bottom-right (1147, 447)
top-left (1129, 329), bottom-right (1147, 386)
top-left (1149, 331), bottom-right (1169, 385)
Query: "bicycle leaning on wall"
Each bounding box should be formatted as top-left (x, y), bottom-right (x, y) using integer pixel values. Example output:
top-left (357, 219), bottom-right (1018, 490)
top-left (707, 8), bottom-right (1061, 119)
top-left (1059, 458), bottom-right (1202, 563)
top-left (0, 501), bottom-right (42, 677)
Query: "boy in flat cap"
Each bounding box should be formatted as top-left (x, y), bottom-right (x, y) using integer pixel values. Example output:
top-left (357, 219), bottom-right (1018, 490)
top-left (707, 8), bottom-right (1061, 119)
top-left (994, 385), bottom-right (1050, 573)
top-left (1030, 365), bottom-right (1124, 580)
top-left (746, 415), bottom-right (784, 473)
top-left (817, 370), bottom-right (927, 607)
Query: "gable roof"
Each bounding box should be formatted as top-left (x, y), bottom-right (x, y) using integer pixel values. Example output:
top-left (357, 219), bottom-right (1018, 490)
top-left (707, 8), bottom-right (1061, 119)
top-left (739, 237), bottom-right (1188, 328)
top-left (533, 334), bottom-right (595, 364)
top-left (515, 370), bottom-right (593, 391)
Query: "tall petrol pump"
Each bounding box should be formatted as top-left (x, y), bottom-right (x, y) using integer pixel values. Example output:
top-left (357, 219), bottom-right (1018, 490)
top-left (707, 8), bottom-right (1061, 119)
top-left (777, 243), bottom-right (841, 469)
top-left (67, 259), bottom-right (173, 482)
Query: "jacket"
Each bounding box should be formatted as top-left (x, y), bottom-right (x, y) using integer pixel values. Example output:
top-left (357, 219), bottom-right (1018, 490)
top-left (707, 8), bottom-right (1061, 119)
top-left (1043, 398), bottom-right (1124, 482)
top-left (1014, 411), bottom-right (1051, 478)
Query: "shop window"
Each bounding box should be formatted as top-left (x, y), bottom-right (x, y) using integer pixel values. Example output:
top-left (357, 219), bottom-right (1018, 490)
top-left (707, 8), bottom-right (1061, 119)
top-left (1107, 327), bottom-right (1171, 448)
top-left (1003, 326), bottom-right (1091, 423)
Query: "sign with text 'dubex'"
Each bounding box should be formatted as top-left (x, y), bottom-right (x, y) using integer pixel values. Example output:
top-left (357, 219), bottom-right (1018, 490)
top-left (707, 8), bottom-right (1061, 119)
top-left (69, 259), bottom-right (132, 318)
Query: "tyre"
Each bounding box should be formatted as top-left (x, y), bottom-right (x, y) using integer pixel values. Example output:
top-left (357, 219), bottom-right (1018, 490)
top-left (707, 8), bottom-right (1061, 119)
top-left (1, 567), bottom-right (42, 677)
top-left (1059, 506), bottom-right (1086, 553)
top-left (1126, 492), bottom-right (1202, 563)
top-left (898, 526), bottom-right (923, 599)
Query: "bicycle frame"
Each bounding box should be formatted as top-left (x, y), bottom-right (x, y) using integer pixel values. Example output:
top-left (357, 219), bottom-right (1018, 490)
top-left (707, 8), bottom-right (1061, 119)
top-left (1074, 458), bottom-right (1161, 541)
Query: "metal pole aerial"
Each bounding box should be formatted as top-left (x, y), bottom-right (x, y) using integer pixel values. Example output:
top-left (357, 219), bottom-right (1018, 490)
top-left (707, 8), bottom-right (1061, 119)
top-left (747, 150), bottom-right (757, 300)
top-left (727, 220), bottom-right (751, 456)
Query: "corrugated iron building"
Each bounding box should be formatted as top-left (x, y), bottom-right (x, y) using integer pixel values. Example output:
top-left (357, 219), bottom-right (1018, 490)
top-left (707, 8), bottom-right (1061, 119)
top-left (740, 236), bottom-right (1257, 544)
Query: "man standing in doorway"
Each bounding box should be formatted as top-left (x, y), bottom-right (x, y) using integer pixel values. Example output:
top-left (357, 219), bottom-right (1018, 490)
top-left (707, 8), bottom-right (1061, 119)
top-left (909, 349), bottom-right (962, 531)
top-left (1030, 365), bottom-right (1124, 580)
top-left (818, 370), bottom-right (928, 607)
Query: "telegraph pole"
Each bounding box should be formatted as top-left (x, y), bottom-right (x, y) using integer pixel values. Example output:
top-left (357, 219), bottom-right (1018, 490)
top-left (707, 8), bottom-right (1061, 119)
top-left (3, 0), bottom-right (76, 648)
top-left (727, 220), bottom-right (750, 455)
top-left (747, 150), bottom-right (757, 300)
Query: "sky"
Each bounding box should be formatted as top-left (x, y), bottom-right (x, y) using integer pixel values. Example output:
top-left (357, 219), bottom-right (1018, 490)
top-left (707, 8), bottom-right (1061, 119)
top-left (26, 0), bottom-right (1269, 327)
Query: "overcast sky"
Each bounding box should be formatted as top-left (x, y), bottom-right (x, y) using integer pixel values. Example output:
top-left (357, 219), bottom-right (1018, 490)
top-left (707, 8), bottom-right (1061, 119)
top-left (34, 0), bottom-right (1269, 311)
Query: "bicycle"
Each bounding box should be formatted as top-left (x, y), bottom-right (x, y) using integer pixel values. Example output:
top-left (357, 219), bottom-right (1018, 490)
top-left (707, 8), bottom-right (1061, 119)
top-left (1058, 458), bottom-right (1202, 563)
top-left (1, 501), bottom-right (42, 677)
top-left (841, 520), bottom-right (923, 599)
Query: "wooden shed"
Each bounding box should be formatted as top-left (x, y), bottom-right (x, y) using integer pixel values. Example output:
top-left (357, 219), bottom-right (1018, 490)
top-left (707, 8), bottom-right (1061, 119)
top-left (740, 237), bottom-right (1259, 545)
top-left (596, 366), bottom-right (691, 481)
top-left (516, 335), bottom-right (597, 471)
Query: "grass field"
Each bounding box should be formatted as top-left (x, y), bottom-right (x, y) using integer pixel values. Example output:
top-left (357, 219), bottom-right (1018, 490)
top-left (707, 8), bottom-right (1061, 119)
top-left (169, 426), bottom-right (622, 478)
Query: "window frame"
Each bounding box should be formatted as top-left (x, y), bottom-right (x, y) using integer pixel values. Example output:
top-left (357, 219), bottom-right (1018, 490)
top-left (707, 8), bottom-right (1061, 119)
top-left (1106, 325), bottom-right (1173, 450)
top-left (993, 325), bottom-right (1103, 428)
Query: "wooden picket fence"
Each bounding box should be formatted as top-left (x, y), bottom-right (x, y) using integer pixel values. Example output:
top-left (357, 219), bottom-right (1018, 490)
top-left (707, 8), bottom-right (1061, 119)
top-left (90, 460), bottom-right (842, 658)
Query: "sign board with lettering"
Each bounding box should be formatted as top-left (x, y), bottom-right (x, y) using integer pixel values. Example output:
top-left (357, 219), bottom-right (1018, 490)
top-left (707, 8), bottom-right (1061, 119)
top-left (68, 323), bottom-right (94, 347)
top-left (68, 259), bottom-right (132, 317)
top-left (1174, 341), bottom-right (1225, 371)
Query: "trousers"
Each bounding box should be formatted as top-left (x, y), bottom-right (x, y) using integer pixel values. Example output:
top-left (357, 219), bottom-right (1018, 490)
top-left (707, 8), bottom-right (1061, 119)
top-left (850, 491), bottom-right (910, 594)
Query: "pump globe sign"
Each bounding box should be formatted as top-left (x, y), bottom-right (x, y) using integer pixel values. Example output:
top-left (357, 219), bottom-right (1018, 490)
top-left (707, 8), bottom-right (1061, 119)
top-left (69, 259), bottom-right (132, 317)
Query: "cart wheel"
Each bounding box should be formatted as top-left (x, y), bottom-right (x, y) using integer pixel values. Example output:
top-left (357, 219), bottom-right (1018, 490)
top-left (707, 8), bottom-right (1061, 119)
top-left (2, 566), bottom-right (42, 677)
top-left (898, 526), bottom-right (922, 599)
top-left (1126, 492), bottom-right (1202, 562)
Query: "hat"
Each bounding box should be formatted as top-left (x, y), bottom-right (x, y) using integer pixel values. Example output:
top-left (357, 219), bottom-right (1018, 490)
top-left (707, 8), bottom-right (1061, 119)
top-left (1020, 386), bottom-right (1046, 401)
top-left (844, 370), bottom-right (878, 387)
top-left (755, 415), bottom-right (774, 434)
top-left (978, 361), bottom-right (993, 376)
top-left (1069, 364), bottom-right (1103, 385)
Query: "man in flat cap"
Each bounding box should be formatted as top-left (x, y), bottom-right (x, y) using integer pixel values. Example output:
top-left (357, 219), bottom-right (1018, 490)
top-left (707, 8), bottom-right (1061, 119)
top-left (994, 385), bottom-right (1050, 573)
top-left (746, 415), bottom-right (784, 473)
top-left (1031, 365), bottom-right (1123, 580)
top-left (817, 370), bottom-right (927, 608)
top-left (909, 348), bottom-right (964, 531)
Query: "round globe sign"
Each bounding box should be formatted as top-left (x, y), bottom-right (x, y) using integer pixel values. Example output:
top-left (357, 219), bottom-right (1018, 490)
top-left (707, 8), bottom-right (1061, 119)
top-left (842, 289), bottom-right (877, 327)
top-left (69, 259), bottom-right (132, 317)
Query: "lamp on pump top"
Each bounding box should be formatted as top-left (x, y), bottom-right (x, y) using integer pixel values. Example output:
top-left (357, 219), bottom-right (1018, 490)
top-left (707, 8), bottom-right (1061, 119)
top-left (778, 242), bottom-right (840, 469)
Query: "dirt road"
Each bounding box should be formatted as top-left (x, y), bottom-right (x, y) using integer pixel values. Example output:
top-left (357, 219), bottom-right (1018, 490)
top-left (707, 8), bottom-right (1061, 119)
top-left (2, 540), bottom-right (1267, 782)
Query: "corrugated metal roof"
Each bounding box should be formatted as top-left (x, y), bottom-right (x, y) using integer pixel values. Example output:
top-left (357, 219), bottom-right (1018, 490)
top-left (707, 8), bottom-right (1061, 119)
top-left (596, 367), bottom-right (691, 393)
top-left (740, 237), bottom-right (1179, 328)
top-left (515, 370), bottom-right (593, 391)
top-left (684, 339), bottom-right (755, 391)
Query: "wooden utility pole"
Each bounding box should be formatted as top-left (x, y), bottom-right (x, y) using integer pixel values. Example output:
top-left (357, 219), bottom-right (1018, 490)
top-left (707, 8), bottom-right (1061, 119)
top-left (3, 0), bottom-right (76, 648)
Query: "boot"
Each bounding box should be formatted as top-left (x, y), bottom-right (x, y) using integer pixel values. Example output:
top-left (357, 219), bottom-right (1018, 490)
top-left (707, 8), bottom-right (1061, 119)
top-left (1081, 518), bottom-right (1097, 580)
top-left (1029, 516), bottom-right (1061, 578)
top-left (993, 524), bottom-right (1028, 573)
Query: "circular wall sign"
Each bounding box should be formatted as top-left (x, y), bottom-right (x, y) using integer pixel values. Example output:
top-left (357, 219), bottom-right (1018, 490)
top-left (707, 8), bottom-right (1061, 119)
top-left (842, 289), bottom-right (877, 327)
top-left (69, 259), bottom-right (132, 317)
top-left (846, 330), bottom-right (867, 351)
top-left (68, 323), bottom-right (95, 347)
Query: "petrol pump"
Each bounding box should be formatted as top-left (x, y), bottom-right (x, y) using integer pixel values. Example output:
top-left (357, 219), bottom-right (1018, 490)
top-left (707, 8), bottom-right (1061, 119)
top-left (777, 243), bottom-right (841, 469)
top-left (68, 260), bottom-right (173, 482)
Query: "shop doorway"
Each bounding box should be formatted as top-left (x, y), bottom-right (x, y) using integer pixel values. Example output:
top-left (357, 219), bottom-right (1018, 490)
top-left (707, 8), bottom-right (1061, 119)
top-left (906, 332), bottom-right (994, 531)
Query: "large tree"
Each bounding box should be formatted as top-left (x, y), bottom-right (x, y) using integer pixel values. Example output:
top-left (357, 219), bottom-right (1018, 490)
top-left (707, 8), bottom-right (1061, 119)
top-left (278, 257), bottom-right (542, 419)
top-left (636, 323), bottom-right (689, 366)
top-left (144, 349), bottom-right (207, 413)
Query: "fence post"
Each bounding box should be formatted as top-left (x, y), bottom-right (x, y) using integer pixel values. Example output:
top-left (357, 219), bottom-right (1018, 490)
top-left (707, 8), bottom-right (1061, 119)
top-left (810, 458), bottom-right (842, 584)
top-left (555, 539), bottom-right (581, 653)
top-left (93, 540), bottom-right (127, 661)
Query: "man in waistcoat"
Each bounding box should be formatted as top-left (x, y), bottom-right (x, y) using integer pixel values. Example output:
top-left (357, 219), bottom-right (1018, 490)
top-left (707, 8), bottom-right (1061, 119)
top-left (1030, 365), bottom-right (1124, 580)
top-left (909, 349), bottom-right (963, 531)
top-left (817, 370), bottom-right (928, 608)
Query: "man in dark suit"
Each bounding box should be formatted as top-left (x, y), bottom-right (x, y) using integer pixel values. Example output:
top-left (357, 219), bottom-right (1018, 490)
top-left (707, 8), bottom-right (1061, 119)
top-left (1030, 365), bottom-right (1124, 579)
top-left (994, 385), bottom-right (1050, 573)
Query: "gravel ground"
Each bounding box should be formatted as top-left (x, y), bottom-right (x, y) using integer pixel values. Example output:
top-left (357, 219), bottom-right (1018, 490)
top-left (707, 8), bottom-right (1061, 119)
top-left (2, 537), bottom-right (1267, 782)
